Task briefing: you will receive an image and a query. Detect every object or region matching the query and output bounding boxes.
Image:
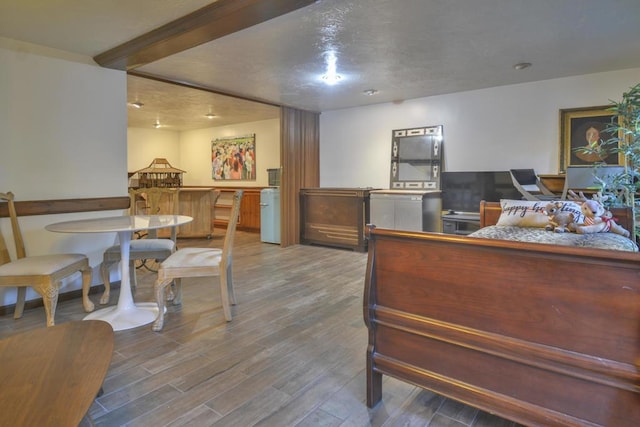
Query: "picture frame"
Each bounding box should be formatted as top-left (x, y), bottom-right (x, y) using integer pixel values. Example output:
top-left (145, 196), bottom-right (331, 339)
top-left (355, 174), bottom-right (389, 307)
top-left (211, 134), bottom-right (256, 181)
top-left (559, 105), bottom-right (621, 173)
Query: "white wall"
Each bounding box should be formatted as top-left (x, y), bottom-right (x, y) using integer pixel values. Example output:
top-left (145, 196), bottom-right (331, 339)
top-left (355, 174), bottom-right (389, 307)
top-left (1, 40), bottom-right (127, 305)
top-left (128, 118), bottom-right (280, 187)
top-left (127, 127), bottom-right (181, 173)
top-left (319, 68), bottom-right (640, 188)
top-left (178, 118), bottom-right (280, 187)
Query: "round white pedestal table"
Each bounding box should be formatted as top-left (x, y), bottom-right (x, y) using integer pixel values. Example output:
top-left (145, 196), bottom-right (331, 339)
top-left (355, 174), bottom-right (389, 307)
top-left (46, 215), bottom-right (193, 331)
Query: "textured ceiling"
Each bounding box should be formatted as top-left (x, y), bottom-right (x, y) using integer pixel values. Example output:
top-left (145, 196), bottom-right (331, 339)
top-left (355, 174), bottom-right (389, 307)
top-left (126, 75), bottom-right (279, 130)
top-left (2, 0), bottom-right (640, 131)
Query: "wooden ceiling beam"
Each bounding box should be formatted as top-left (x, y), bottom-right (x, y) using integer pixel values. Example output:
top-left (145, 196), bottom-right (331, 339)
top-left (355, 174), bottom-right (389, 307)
top-left (128, 70), bottom-right (283, 108)
top-left (94, 0), bottom-right (317, 70)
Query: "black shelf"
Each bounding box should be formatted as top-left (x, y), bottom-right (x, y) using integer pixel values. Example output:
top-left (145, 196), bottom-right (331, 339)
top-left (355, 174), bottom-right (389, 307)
top-left (441, 213), bottom-right (480, 235)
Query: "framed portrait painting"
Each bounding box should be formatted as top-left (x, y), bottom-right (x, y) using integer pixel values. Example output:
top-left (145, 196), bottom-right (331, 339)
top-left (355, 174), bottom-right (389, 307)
top-left (559, 105), bottom-right (621, 173)
top-left (211, 134), bottom-right (256, 181)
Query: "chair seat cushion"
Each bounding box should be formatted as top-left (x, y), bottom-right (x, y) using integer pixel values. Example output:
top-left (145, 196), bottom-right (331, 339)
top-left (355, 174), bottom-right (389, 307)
top-left (162, 248), bottom-right (222, 269)
top-left (0, 254), bottom-right (86, 275)
top-left (104, 239), bottom-right (175, 253)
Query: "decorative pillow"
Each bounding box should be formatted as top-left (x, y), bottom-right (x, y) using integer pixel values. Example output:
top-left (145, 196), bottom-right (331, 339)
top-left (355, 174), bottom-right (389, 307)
top-left (496, 199), bottom-right (584, 228)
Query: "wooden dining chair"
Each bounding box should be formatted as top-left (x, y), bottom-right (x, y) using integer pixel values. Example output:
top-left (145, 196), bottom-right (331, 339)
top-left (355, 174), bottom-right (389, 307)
top-left (99, 187), bottom-right (179, 304)
top-left (0, 191), bottom-right (93, 326)
top-left (151, 190), bottom-right (243, 331)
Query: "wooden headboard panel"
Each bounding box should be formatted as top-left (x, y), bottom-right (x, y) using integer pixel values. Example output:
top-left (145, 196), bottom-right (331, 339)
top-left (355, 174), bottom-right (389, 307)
top-left (479, 200), bottom-right (635, 233)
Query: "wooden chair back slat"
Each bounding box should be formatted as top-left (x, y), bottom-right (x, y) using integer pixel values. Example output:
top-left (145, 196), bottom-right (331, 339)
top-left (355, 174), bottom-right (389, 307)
top-left (0, 192), bottom-right (26, 259)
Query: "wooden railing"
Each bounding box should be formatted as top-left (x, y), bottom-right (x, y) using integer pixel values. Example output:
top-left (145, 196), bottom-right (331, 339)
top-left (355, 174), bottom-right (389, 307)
top-left (0, 196), bottom-right (130, 218)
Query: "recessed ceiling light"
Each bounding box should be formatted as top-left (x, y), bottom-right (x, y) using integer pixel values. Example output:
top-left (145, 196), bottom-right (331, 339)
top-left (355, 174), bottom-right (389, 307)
top-left (205, 113), bottom-right (216, 119)
top-left (129, 101), bottom-right (144, 108)
top-left (153, 121), bottom-right (161, 129)
top-left (363, 89), bottom-right (379, 96)
top-left (513, 62), bottom-right (532, 70)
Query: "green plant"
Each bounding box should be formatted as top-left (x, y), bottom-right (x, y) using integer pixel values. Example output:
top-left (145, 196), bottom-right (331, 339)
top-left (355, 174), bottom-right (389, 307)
top-left (577, 82), bottom-right (640, 237)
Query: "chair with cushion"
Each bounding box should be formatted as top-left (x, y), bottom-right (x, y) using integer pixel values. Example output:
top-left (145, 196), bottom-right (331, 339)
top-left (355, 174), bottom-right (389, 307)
top-left (99, 187), bottom-right (178, 304)
top-left (0, 191), bottom-right (93, 326)
top-left (152, 190), bottom-right (243, 332)
top-left (509, 169), bottom-right (558, 201)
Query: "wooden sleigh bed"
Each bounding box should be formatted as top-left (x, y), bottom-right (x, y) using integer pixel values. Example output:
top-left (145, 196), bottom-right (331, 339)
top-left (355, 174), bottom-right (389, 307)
top-left (364, 201), bottom-right (640, 426)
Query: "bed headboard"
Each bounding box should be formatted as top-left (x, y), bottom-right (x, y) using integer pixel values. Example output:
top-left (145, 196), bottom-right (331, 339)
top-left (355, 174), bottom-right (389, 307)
top-left (479, 200), bottom-right (635, 233)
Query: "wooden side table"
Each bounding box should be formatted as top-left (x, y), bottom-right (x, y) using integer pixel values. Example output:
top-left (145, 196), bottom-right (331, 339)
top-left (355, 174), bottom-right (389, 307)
top-left (0, 320), bottom-right (114, 426)
top-left (538, 174), bottom-right (565, 194)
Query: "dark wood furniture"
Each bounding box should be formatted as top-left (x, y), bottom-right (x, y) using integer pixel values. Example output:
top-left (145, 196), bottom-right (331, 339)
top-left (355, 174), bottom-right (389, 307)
top-left (214, 187), bottom-right (261, 232)
top-left (0, 320), bottom-right (114, 426)
top-left (0, 196), bottom-right (129, 218)
top-left (538, 174), bottom-right (565, 194)
top-left (300, 188), bottom-right (374, 252)
top-left (364, 201), bottom-right (640, 427)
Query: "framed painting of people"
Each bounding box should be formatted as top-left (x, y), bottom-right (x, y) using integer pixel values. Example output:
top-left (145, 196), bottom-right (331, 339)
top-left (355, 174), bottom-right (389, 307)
top-left (211, 134), bottom-right (256, 181)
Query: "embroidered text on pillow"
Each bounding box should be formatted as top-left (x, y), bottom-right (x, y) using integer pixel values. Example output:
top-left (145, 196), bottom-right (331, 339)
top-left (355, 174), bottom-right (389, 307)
top-left (502, 202), bottom-right (546, 218)
top-left (497, 199), bottom-right (585, 228)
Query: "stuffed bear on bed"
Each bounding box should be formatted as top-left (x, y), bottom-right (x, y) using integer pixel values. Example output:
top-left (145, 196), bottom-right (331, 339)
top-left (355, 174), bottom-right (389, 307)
top-left (543, 201), bottom-right (575, 233)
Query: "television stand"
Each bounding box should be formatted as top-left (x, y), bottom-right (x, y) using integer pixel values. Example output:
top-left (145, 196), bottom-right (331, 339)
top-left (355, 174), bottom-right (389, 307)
top-left (441, 212), bottom-right (480, 235)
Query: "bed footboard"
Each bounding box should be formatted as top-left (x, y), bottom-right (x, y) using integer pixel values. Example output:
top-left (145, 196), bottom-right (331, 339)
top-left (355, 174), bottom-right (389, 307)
top-left (364, 226), bottom-right (640, 426)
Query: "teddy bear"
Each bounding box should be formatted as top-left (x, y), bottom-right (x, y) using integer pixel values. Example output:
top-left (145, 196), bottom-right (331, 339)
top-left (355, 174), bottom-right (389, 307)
top-left (572, 198), bottom-right (631, 237)
top-left (543, 201), bottom-right (575, 233)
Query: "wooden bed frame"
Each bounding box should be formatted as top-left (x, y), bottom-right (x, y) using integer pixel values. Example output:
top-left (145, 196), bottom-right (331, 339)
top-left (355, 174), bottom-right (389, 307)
top-left (364, 201), bottom-right (640, 426)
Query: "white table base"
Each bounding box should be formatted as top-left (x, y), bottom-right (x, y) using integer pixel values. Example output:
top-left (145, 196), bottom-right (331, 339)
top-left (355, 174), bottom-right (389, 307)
top-left (84, 303), bottom-right (160, 332)
top-left (82, 229), bottom-right (158, 331)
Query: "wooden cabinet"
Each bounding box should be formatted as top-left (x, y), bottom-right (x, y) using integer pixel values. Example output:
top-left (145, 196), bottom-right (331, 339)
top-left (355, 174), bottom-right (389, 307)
top-left (213, 187), bottom-right (261, 232)
top-left (154, 186), bottom-right (262, 233)
top-left (155, 187), bottom-right (217, 238)
top-left (300, 188), bottom-right (375, 252)
top-left (177, 188), bottom-right (218, 238)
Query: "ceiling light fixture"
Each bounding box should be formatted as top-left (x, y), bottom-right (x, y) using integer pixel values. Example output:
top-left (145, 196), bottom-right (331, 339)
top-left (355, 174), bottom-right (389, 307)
top-left (153, 121), bottom-right (161, 129)
top-left (129, 101), bottom-right (144, 108)
top-left (205, 113), bottom-right (216, 119)
top-left (322, 74), bottom-right (342, 85)
top-left (321, 50), bottom-right (343, 85)
top-left (363, 89), bottom-right (379, 96)
top-left (513, 62), bottom-right (532, 70)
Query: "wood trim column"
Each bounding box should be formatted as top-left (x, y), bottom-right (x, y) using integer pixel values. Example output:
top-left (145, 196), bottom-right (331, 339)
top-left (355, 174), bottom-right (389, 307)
top-left (280, 107), bottom-right (319, 247)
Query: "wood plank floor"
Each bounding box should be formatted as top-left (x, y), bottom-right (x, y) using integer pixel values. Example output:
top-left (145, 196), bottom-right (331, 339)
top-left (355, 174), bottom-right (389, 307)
top-left (0, 230), bottom-right (523, 427)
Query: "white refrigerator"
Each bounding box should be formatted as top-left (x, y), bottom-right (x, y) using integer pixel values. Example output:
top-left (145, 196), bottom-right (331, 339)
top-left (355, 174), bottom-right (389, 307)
top-left (260, 188), bottom-right (281, 244)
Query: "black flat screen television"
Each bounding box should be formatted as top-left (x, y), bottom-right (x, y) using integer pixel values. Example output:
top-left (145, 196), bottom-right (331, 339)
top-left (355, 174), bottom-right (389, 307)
top-left (441, 171), bottom-right (522, 214)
